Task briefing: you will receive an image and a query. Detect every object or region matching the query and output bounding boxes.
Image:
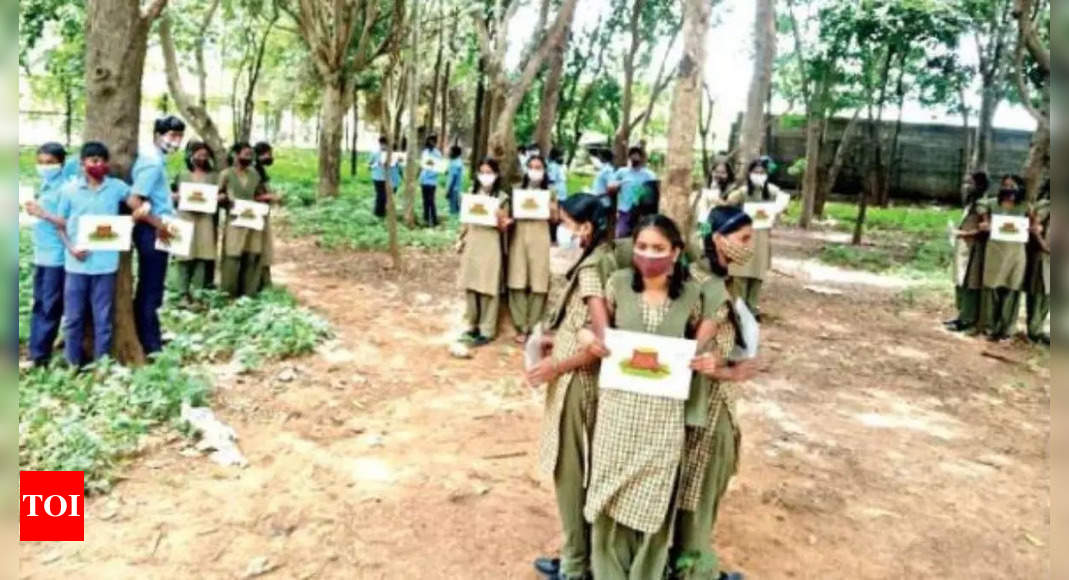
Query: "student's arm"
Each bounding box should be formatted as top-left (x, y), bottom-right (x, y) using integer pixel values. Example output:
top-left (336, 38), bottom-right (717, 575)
top-left (55, 194), bottom-right (87, 261)
top-left (526, 348), bottom-right (600, 386)
top-left (24, 202), bottom-right (66, 229)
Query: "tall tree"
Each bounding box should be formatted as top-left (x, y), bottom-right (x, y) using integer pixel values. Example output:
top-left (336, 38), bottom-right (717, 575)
top-left (227, 0), bottom-right (281, 142)
top-left (662, 0), bottom-right (712, 235)
top-left (158, 0), bottom-right (227, 167)
top-left (83, 0), bottom-right (169, 365)
top-left (291, 0), bottom-right (403, 198)
top-left (964, 0), bottom-right (1014, 173)
top-left (737, 0), bottom-right (776, 180)
top-left (533, 7), bottom-right (575, 156)
top-left (472, 0), bottom-right (580, 185)
top-left (1012, 0), bottom-right (1049, 200)
top-left (400, 0), bottom-right (421, 226)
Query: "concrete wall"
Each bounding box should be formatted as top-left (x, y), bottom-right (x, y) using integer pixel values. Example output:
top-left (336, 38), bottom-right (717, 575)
top-left (733, 114), bottom-right (1035, 202)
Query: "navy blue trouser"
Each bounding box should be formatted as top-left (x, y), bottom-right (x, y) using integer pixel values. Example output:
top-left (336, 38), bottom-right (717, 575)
top-left (421, 184), bottom-right (438, 227)
top-left (447, 186), bottom-right (461, 216)
top-left (63, 272), bottom-right (116, 366)
top-left (29, 265), bottom-right (65, 364)
top-left (133, 223), bottom-right (169, 354)
top-left (373, 180), bottom-right (388, 217)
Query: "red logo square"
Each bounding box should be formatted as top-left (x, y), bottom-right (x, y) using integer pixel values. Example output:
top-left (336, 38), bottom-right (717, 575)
top-left (20, 471), bottom-right (85, 542)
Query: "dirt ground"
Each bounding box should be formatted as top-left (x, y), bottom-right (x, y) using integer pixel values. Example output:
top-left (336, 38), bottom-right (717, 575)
top-left (19, 228), bottom-right (1050, 579)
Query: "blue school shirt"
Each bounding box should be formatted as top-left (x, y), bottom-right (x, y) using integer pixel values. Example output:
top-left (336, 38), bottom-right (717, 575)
top-left (370, 149), bottom-right (386, 182)
top-left (446, 158), bottom-right (464, 194)
top-left (419, 148), bottom-right (443, 186)
top-left (33, 171), bottom-right (73, 267)
top-left (58, 177), bottom-right (133, 276)
top-left (131, 146), bottom-right (175, 217)
top-left (613, 166), bottom-right (657, 211)
top-left (592, 164), bottom-right (615, 195)
top-left (390, 162), bottom-right (402, 189)
top-left (548, 161), bottom-right (568, 200)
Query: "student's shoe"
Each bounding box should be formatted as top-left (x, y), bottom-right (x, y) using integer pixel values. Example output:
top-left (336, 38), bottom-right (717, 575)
top-left (719, 573), bottom-right (745, 580)
top-left (947, 321), bottom-right (974, 333)
top-left (533, 557), bottom-right (560, 576)
top-left (944, 318), bottom-right (961, 328)
top-left (470, 334), bottom-right (492, 347)
top-left (988, 334), bottom-right (1010, 343)
top-left (459, 329), bottom-right (479, 343)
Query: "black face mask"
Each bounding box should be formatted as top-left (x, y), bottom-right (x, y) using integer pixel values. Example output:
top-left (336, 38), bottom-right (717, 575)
top-left (237, 157), bottom-right (253, 168)
top-left (259, 157), bottom-right (274, 167)
top-left (630, 158), bottom-right (642, 168)
top-left (998, 189), bottom-right (1018, 205)
top-left (194, 158), bottom-right (211, 170)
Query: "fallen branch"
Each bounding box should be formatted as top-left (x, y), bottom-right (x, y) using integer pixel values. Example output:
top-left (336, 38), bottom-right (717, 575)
top-left (771, 268), bottom-right (798, 279)
top-left (981, 350), bottom-right (1026, 366)
top-left (482, 451), bottom-right (527, 460)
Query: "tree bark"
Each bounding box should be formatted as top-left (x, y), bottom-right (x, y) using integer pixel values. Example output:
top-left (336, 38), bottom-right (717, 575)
top-left (613, 0), bottom-right (647, 167)
top-left (799, 107), bottom-right (822, 228)
top-left (471, 58), bottom-right (486, 174)
top-left (817, 109), bottom-right (859, 215)
top-left (351, 89), bottom-right (360, 177)
top-left (317, 79), bottom-right (348, 198)
top-left (737, 0), bottom-right (776, 181)
top-left (402, 0), bottom-right (422, 226)
top-left (662, 0), bottom-right (711, 236)
top-left (427, 0), bottom-right (444, 134)
top-left (1012, 0), bottom-right (1050, 200)
top-left (698, 83), bottom-right (714, 185)
top-left (158, 7), bottom-right (227, 167)
top-left (440, 61), bottom-right (451, 150)
top-left (84, 0), bottom-right (169, 366)
top-left (533, 14), bottom-right (571, 156)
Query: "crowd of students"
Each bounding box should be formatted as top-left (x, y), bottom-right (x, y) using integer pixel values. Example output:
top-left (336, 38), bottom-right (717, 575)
top-left (946, 171), bottom-right (1051, 344)
top-left (449, 146), bottom-right (784, 579)
top-left (25, 116), bottom-right (281, 368)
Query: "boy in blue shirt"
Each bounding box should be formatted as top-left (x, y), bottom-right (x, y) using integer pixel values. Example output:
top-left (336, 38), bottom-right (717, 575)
top-left (56, 141), bottom-right (152, 366)
top-left (608, 146), bottom-right (658, 237)
top-left (370, 136), bottom-right (389, 218)
top-left (590, 149), bottom-right (615, 195)
top-left (23, 143), bottom-right (73, 366)
top-left (547, 147), bottom-right (568, 202)
top-left (445, 145), bottom-right (464, 216)
top-left (131, 115), bottom-right (185, 355)
top-left (419, 135), bottom-right (443, 227)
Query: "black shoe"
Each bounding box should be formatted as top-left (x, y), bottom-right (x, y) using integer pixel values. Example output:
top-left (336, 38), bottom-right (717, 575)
top-left (947, 321), bottom-right (974, 333)
top-left (988, 333), bottom-right (1009, 343)
top-left (470, 334), bottom-right (492, 347)
top-left (460, 329), bottom-right (479, 341)
top-left (944, 318), bottom-right (961, 328)
top-left (534, 557), bottom-right (560, 577)
top-left (719, 573), bottom-right (745, 580)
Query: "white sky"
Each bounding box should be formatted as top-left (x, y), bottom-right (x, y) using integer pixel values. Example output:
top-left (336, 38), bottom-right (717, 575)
top-left (507, 0), bottom-right (1037, 148)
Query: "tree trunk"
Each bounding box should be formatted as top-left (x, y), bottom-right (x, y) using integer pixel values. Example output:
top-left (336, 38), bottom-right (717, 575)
top-left (85, 0), bottom-right (167, 366)
top-left (440, 61), bottom-right (451, 150)
top-left (698, 86), bottom-right (714, 185)
top-left (883, 92), bottom-right (906, 207)
top-left (471, 60), bottom-right (486, 174)
top-left (402, 0), bottom-right (422, 226)
top-left (534, 16), bottom-right (571, 155)
top-left (1022, 115), bottom-right (1049, 202)
top-left (317, 78), bottom-right (348, 198)
top-left (799, 106), bottom-right (822, 229)
top-left (737, 0), bottom-right (776, 180)
top-left (662, 0), bottom-right (712, 235)
top-left (817, 110), bottom-right (859, 215)
top-left (350, 89), bottom-right (360, 177)
top-left (613, 59), bottom-right (637, 167)
top-left (971, 80), bottom-right (998, 173)
top-left (854, 103), bottom-right (876, 246)
top-left (64, 84), bottom-right (73, 148)
top-left (427, 1), bottom-right (443, 134)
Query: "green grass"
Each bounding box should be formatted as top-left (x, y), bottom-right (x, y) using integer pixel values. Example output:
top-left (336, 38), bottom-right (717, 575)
top-left (781, 199), bottom-right (955, 277)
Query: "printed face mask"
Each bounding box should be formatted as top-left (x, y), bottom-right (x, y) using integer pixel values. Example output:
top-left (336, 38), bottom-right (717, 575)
top-left (36, 164), bottom-right (62, 180)
top-left (719, 236), bottom-right (754, 266)
top-left (477, 173), bottom-right (497, 189)
top-left (632, 250), bottom-right (675, 279)
top-left (749, 173), bottom-right (768, 188)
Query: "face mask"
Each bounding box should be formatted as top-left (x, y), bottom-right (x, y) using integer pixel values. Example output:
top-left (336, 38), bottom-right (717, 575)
top-left (37, 164), bottom-right (62, 180)
top-left (84, 163), bottom-right (110, 181)
top-left (237, 157), bottom-right (253, 168)
top-left (630, 158), bottom-right (642, 168)
top-left (161, 138), bottom-right (182, 154)
top-left (527, 169), bottom-right (545, 183)
top-left (478, 173), bottom-right (497, 189)
top-left (998, 189), bottom-right (1017, 205)
top-left (718, 235), bottom-right (754, 266)
top-left (259, 157), bottom-right (274, 167)
top-left (750, 173), bottom-right (768, 188)
top-left (557, 224), bottom-right (580, 250)
top-left (632, 250), bottom-right (675, 279)
top-left (193, 158), bottom-right (212, 170)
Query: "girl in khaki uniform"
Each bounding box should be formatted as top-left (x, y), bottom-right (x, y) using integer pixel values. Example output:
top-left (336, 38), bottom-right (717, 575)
top-left (584, 215), bottom-right (713, 580)
top-left (509, 155), bottom-right (556, 344)
top-left (726, 158), bottom-right (783, 318)
top-left (254, 142), bottom-right (277, 291)
top-left (673, 207), bottom-right (757, 580)
top-left (687, 162), bottom-right (736, 279)
top-left (171, 141), bottom-right (221, 298)
top-left (946, 172), bottom-right (990, 333)
top-left (219, 143), bottom-right (277, 298)
top-left (458, 159), bottom-right (509, 346)
top-left (1025, 182), bottom-right (1050, 344)
top-left (977, 184), bottom-right (1029, 341)
top-left (526, 194), bottom-right (616, 580)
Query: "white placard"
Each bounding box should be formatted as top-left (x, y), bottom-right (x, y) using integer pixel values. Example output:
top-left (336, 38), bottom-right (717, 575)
top-left (460, 194), bottom-right (500, 227)
top-left (230, 199), bottom-right (270, 231)
top-left (990, 215), bottom-right (1029, 243)
top-left (729, 297), bottom-right (760, 362)
top-left (75, 215), bottom-right (134, 252)
top-left (154, 216), bottom-right (194, 258)
top-left (177, 182), bottom-right (219, 214)
top-left (744, 201), bottom-right (779, 230)
top-left (775, 191), bottom-right (791, 212)
top-left (512, 189), bottom-right (552, 220)
top-left (422, 157), bottom-right (449, 173)
top-left (598, 328), bottom-right (697, 400)
top-left (390, 152), bottom-right (407, 167)
top-left (18, 185), bottom-right (38, 226)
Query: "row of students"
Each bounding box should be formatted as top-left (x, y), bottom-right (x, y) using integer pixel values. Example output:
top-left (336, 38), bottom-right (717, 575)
top-left (370, 136), bottom-right (465, 224)
top-left (947, 172), bottom-right (1050, 344)
top-left (524, 202), bottom-right (757, 580)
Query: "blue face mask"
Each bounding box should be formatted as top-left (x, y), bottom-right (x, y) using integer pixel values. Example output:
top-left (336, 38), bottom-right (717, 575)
top-left (37, 164), bottom-right (62, 181)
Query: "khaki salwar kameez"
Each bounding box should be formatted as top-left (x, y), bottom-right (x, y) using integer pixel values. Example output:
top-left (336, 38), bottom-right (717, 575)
top-left (585, 271), bottom-right (705, 580)
top-left (508, 191), bottom-right (554, 334)
top-left (726, 185), bottom-right (781, 314)
top-left (952, 200), bottom-right (986, 330)
top-left (1025, 200), bottom-right (1050, 340)
top-left (980, 203), bottom-right (1028, 337)
top-left (460, 192), bottom-right (508, 339)
top-left (173, 170), bottom-right (220, 296)
top-left (672, 270), bottom-right (741, 579)
top-left (219, 167), bottom-right (265, 298)
top-left (537, 244), bottom-right (614, 579)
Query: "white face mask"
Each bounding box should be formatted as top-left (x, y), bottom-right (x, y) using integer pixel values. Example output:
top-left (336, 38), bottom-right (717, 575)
top-left (527, 169), bottom-right (545, 183)
top-left (477, 173), bottom-right (497, 189)
top-left (161, 138), bottom-right (182, 154)
top-left (749, 173), bottom-right (768, 188)
top-left (557, 224), bottom-right (580, 249)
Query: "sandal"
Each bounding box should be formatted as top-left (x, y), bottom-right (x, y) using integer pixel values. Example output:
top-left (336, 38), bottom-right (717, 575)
top-left (514, 333), bottom-right (529, 345)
